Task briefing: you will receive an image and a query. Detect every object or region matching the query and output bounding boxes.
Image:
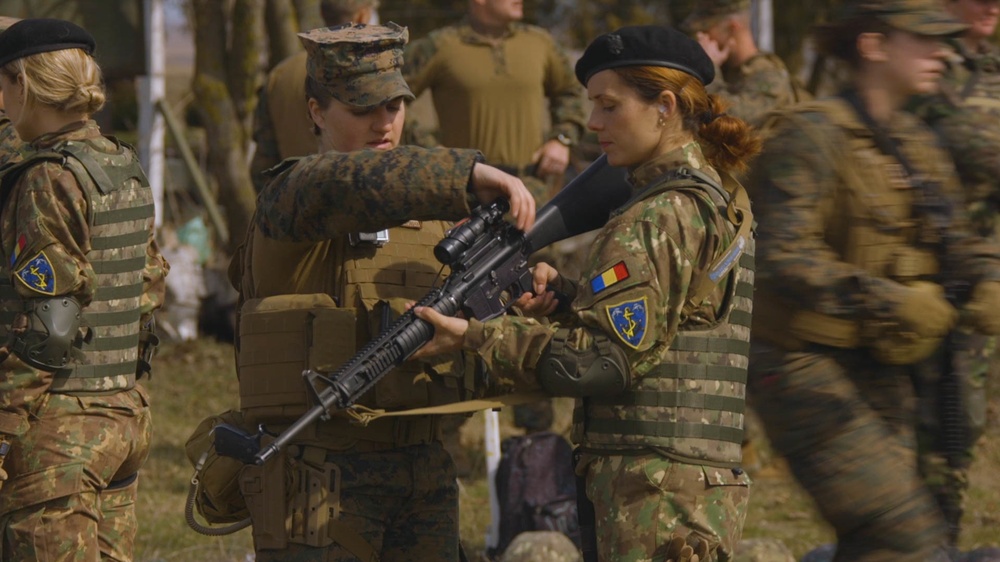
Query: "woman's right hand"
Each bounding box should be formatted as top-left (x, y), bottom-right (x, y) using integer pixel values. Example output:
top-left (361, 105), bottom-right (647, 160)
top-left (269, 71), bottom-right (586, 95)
top-left (469, 163), bottom-right (536, 232)
top-left (513, 262), bottom-right (562, 317)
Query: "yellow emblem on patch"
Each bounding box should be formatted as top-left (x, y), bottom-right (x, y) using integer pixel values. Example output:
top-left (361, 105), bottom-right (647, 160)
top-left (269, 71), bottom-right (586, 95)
top-left (16, 250), bottom-right (57, 295)
top-left (605, 296), bottom-right (648, 350)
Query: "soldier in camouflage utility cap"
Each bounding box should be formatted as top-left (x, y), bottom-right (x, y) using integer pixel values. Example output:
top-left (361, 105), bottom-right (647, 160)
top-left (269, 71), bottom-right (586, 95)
top-left (0, 17), bottom-right (167, 562)
top-left (414, 24), bottom-right (762, 562)
top-left (248, 0), bottom-right (381, 193)
top-left (684, 0), bottom-right (808, 128)
top-left (909, 0), bottom-right (1000, 547)
top-left (229, 22), bottom-right (536, 562)
top-left (745, 1), bottom-right (1000, 561)
top-left (299, 22), bottom-right (414, 110)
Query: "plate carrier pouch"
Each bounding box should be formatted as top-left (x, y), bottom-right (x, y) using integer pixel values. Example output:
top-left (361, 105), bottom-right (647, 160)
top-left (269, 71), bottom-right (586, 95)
top-left (235, 218), bottom-right (479, 427)
top-left (573, 170), bottom-right (755, 466)
top-left (749, 99), bottom-right (947, 364)
top-left (237, 293), bottom-right (356, 424)
top-left (0, 137), bottom-right (153, 393)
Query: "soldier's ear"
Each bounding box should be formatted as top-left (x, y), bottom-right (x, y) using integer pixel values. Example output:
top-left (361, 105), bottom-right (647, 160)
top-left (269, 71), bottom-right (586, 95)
top-left (658, 91), bottom-right (678, 115)
top-left (307, 97), bottom-right (325, 135)
top-left (857, 32), bottom-right (889, 63)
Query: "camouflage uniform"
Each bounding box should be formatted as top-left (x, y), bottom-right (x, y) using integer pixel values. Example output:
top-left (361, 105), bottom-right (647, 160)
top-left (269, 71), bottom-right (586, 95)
top-left (684, 0), bottom-right (806, 128)
top-left (465, 142), bottom-right (753, 562)
top-left (746, 84), bottom-right (1000, 561)
top-left (709, 54), bottom-right (804, 128)
top-left (0, 120), bottom-right (167, 561)
top-left (910, 37), bottom-right (1000, 546)
top-left (403, 18), bottom-right (587, 205)
top-left (501, 531), bottom-right (581, 562)
top-left (0, 112), bottom-right (22, 168)
top-left (231, 24), bottom-right (490, 562)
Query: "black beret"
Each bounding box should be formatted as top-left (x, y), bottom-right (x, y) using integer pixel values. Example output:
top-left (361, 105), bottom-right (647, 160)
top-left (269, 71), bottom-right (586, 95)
top-left (0, 18), bottom-right (96, 69)
top-left (575, 25), bottom-right (715, 87)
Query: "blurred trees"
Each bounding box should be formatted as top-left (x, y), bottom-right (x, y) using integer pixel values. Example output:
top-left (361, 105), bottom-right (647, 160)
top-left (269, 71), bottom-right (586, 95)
top-left (182, 0), bottom-right (849, 252)
top-left (189, 0), bottom-right (264, 249)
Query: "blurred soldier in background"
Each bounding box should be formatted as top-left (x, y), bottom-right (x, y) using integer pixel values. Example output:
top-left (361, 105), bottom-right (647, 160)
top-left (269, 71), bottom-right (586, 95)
top-left (403, 0), bottom-right (587, 206)
top-left (909, 0), bottom-right (1000, 549)
top-left (746, 1), bottom-right (1000, 561)
top-left (404, 0), bottom-right (588, 450)
top-left (684, 0), bottom-right (808, 128)
top-left (249, 0), bottom-right (378, 193)
top-left (0, 15), bottom-right (19, 164)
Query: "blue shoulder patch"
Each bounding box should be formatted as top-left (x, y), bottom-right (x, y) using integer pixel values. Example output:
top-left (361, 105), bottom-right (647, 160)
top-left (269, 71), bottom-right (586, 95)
top-left (16, 251), bottom-right (56, 295)
top-left (605, 297), bottom-right (647, 349)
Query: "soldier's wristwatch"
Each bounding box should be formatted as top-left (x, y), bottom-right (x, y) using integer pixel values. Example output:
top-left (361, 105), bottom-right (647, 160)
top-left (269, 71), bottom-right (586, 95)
top-left (554, 133), bottom-right (574, 147)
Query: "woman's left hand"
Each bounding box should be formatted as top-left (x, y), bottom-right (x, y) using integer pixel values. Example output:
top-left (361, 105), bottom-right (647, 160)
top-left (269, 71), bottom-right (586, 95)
top-left (410, 306), bottom-right (470, 359)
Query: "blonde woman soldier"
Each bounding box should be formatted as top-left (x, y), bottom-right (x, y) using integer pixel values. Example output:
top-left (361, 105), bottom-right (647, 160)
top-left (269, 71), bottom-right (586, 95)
top-left (0, 18), bottom-right (168, 562)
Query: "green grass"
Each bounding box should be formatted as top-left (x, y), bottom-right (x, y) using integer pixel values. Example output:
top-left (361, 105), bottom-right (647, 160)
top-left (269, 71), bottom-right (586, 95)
top-left (137, 339), bottom-right (1000, 561)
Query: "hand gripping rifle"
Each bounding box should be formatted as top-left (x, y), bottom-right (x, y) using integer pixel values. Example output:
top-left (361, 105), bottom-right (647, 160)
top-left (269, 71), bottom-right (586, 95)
top-left (214, 155), bottom-right (632, 465)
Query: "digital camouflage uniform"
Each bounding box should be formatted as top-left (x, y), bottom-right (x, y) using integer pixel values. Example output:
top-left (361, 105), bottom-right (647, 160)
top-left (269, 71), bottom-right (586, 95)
top-left (746, 91), bottom-right (1000, 562)
top-left (708, 54), bottom-right (805, 128)
top-left (0, 112), bottom-right (22, 168)
top-left (685, 0), bottom-right (806, 129)
top-left (403, 19), bottom-right (587, 206)
top-left (465, 142), bottom-right (754, 562)
top-left (0, 120), bottom-right (167, 561)
top-left (910, 36), bottom-right (1000, 546)
top-left (230, 24), bottom-right (491, 562)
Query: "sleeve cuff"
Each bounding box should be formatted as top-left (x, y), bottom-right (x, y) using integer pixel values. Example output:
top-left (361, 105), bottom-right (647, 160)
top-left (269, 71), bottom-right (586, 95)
top-left (464, 318), bottom-right (489, 350)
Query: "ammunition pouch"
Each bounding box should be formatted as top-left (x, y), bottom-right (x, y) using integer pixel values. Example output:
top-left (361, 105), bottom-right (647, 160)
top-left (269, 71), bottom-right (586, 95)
top-left (537, 330), bottom-right (631, 397)
top-left (865, 323), bottom-right (945, 365)
top-left (136, 316), bottom-right (159, 379)
top-left (753, 292), bottom-right (945, 365)
top-left (10, 296), bottom-right (88, 371)
top-left (184, 410), bottom-right (252, 525)
top-left (237, 294), bottom-right (357, 426)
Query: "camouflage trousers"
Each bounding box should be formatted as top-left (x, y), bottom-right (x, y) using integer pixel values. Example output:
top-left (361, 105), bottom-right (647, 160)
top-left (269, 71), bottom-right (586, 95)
top-left (246, 441), bottom-right (460, 562)
top-left (914, 329), bottom-right (994, 546)
top-left (579, 452), bottom-right (750, 562)
top-left (0, 385), bottom-right (152, 562)
top-left (748, 343), bottom-right (946, 562)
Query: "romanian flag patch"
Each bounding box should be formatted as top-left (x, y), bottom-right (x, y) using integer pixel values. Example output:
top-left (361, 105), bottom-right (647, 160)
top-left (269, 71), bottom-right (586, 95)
top-left (16, 251), bottom-right (56, 295)
top-left (9, 234), bottom-right (25, 268)
top-left (606, 296), bottom-right (647, 349)
top-left (590, 261), bottom-right (630, 294)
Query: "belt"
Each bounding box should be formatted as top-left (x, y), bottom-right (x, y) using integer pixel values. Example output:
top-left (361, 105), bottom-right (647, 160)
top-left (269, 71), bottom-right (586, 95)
top-left (290, 415), bottom-right (440, 450)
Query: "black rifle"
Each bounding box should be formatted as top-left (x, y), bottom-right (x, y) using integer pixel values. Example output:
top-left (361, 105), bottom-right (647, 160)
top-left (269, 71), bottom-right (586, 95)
top-left (214, 154), bottom-right (632, 465)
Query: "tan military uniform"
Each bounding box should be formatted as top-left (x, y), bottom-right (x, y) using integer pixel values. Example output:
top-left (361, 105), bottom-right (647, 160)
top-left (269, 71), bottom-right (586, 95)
top-left (747, 91), bottom-right (1000, 562)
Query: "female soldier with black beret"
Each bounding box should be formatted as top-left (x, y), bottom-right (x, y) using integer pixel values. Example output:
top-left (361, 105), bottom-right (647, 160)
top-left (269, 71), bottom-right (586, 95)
top-left (415, 24), bottom-right (761, 562)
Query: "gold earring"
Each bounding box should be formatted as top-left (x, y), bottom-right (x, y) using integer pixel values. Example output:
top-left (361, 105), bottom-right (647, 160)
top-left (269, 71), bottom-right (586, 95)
top-left (657, 113), bottom-right (666, 127)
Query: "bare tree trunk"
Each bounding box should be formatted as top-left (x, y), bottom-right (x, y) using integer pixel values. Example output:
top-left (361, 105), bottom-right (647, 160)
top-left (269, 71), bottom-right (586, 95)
top-left (291, 0), bottom-right (323, 31)
top-left (265, 0), bottom-right (300, 69)
top-left (190, 0), bottom-right (262, 251)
